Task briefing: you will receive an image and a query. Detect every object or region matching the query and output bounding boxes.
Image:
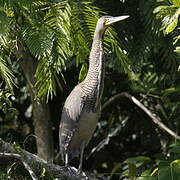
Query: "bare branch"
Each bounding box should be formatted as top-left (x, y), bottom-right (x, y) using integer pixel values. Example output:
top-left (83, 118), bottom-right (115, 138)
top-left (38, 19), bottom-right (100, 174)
top-left (0, 152), bottom-right (38, 180)
top-left (21, 160), bottom-right (39, 180)
top-left (0, 152), bottom-right (21, 158)
top-left (102, 92), bottom-right (180, 140)
top-left (102, 93), bottom-right (125, 110)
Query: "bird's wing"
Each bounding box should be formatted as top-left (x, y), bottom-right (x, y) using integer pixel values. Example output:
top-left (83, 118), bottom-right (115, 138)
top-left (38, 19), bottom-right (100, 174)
top-left (59, 85), bottom-right (85, 160)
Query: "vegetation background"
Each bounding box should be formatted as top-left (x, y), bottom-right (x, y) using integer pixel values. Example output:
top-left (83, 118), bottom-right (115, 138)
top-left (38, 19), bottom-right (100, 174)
top-left (0, 0), bottom-right (179, 179)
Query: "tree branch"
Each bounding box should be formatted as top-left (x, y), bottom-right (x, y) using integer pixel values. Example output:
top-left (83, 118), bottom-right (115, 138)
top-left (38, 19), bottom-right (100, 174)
top-left (0, 152), bottom-right (38, 180)
top-left (21, 159), bottom-right (39, 180)
top-left (0, 152), bottom-right (21, 159)
top-left (102, 92), bottom-right (180, 140)
top-left (102, 93), bottom-right (126, 110)
top-left (0, 139), bottom-right (108, 180)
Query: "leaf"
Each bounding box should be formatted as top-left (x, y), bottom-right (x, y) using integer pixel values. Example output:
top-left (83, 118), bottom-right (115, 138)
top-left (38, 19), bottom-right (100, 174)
top-left (8, 108), bottom-right (19, 115)
top-left (0, 10), bottom-right (8, 34)
top-left (156, 161), bottom-right (180, 180)
top-left (126, 156), bottom-right (151, 168)
top-left (151, 168), bottom-right (158, 176)
top-left (0, 57), bottom-right (15, 92)
top-left (110, 163), bottom-right (121, 178)
top-left (170, 147), bottom-right (180, 153)
top-left (162, 88), bottom-right (180, 95)
top-left (164, 16), bottom-right (178, 34)
top-left (158, 166), bottom-right (171, 180)
top-left (141, 169), bottom-right (153, 176)
top-left (171, 160), bottom-right (180, 177)
top-left (23, 26), bottom-right (54, 58)
top-left (136, 177), bottom-right (157, 180)
top-left (171, 0), bottom-right (180, 7)
top-left (169, 142), bottom-right (180, 153)
top-left (174, 46), bottom-right (180, 53)
top-left (7, 162), bottom-right (16, 176)
top-left (153, 5), bottom-right (170, 14)
top-left (78, 63), bottom-right (87, 82)
top-left (40, 167), bottom-right (46, 178)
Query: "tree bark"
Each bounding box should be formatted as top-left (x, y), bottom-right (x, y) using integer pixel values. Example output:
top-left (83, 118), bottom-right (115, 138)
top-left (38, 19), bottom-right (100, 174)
top-left (19, 52), bottom-right (54, 162)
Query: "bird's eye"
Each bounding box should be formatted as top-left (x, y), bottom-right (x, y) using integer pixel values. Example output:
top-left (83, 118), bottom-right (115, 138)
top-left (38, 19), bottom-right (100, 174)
top-left (105, 19), bottom-right (110, 26)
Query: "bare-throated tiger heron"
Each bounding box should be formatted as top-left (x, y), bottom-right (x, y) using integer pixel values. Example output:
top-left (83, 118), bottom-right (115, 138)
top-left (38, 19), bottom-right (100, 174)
top-left (59, 15), bottom-right (129, 171)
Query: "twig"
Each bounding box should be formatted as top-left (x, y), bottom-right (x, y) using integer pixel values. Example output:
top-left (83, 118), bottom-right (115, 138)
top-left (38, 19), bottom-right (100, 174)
top-left (86, 124), bottom-right (124, 158)
top-left (102, 93), bottom-right (126, 110)
top-left (102, 92), bottom-right (180, 140)
top-left (0, 152), bottom-right (38, 180)
top-left (0, 152), bottom-right (21, 158)
top-left (21, 160), bottom-right (38, 180)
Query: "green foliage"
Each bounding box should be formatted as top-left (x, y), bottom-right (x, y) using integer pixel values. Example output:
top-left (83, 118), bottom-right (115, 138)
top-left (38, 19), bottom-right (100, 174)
top-left (136, 178), bottom-right (156, 180)
top-left (0, 90), bottom-right (19, 136)
top-left (153, 0), bottom-right (180, 56)
top-left (0, 162), bottom-right (16, 180)
top-left (0, 10), bottom-right (8, 34)
top-left (153, 2), bottom-right (179, 35)
top-left (0, 58), bottom-right (15, 92)
top-left (0, 35), bottom-right (15, 92)
top-left (117, 142), bottom-right (180, 179)
top-left (78, 63), bottom-right (88, 82)
top-left (126, 156), bottom-right (151, 168)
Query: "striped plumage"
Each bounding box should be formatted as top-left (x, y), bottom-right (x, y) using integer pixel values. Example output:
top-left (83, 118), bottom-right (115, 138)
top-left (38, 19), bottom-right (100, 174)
top-left (59, 15), bottom-right (129, 171)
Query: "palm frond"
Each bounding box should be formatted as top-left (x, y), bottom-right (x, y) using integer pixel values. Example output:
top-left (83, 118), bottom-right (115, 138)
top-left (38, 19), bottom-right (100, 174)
top-left (0, 56), bottom-right (15, 92)
top-left (0, 18), bottom-right (15, 92)
top-left (153, 3), bottom-right (179, 35)
top-left (9, 1), bottom-right (70, 99)
top-left (35, 56), bottom-right (63, 100)
top-left (23, 26), bottom-right (54, 59)
top-left (0, 10), bottom-right (8, 34)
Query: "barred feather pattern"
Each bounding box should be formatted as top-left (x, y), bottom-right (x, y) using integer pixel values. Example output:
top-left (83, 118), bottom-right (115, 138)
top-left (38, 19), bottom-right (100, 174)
top-left (81, 39), bottom-right (105, 110)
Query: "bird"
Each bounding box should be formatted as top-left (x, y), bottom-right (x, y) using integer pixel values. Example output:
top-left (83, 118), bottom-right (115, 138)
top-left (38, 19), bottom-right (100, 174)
top-left (59, 15), bottom-right (129, 171)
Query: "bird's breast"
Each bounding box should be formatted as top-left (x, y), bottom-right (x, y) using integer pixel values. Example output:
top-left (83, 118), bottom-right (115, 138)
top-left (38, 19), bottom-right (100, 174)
top-left (69, 110), bottom-right (99, 153)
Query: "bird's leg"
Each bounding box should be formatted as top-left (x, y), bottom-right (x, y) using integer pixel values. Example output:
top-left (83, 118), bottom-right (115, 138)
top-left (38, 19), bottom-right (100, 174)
top-left (65, 153), bottom-right (77, 173)
top-left (65, 153), bottom-right (69, 167)
top-left (78, 141), bottom-right (85, 173)
top-left (64, 154), bottom-right (77, 177)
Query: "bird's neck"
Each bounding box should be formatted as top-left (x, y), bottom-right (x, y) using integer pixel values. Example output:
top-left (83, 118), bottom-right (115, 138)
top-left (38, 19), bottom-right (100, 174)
top-left (87, 28), bottom-right (105, 76)
top-left (89, 38), bottom-right (104, 73)
top-left (81, 33), bottom-right (105, 107)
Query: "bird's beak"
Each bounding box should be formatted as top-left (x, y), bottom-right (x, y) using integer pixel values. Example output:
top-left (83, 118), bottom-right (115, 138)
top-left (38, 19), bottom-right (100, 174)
top-left (105, 15), bottom-right (129, 26)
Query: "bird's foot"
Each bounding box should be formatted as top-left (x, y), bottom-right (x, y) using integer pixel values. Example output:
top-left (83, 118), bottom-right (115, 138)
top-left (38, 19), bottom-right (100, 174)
top-left (77, 169), bottom-right (88, 179)
top-left (65, 165), bottom-right (77, 174)
top-left (64, 166), bottom-right (88, 179)
top-left (77, 168), bottom-right (82, 175)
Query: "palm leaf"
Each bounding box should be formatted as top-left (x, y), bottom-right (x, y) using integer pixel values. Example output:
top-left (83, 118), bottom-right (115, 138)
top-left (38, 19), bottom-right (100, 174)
top-left (0, 56), bottom-right (15, 92)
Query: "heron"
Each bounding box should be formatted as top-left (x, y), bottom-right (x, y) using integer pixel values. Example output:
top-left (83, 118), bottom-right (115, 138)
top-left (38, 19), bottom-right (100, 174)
top-left (59, 15), bottom-right (129, 171)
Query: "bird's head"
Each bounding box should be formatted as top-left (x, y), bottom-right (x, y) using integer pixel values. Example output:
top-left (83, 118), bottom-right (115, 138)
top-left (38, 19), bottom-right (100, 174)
top-left (98, 15), bottom-right (129, 28)
top-left (95, 15), bottom-right (129, 39)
